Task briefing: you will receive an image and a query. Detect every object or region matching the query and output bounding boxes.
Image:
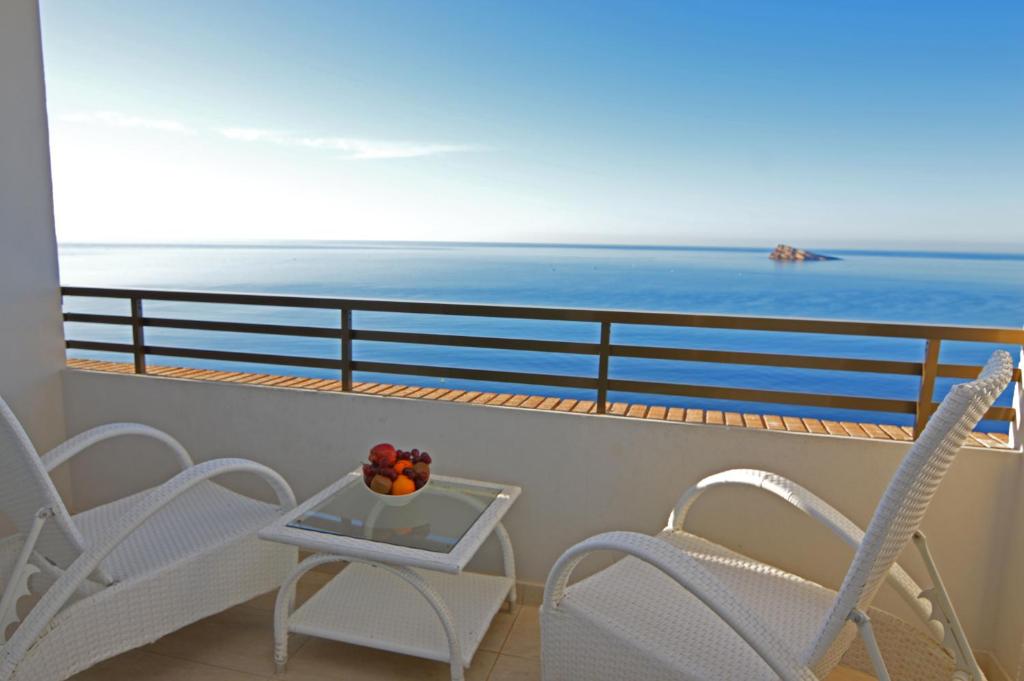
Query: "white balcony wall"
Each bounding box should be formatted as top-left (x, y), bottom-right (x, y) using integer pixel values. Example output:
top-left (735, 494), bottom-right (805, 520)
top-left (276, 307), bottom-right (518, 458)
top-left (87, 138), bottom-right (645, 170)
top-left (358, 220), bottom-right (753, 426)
top-left (994, 344), bottom-right (1024, 678)
top-left (63, 369), bottom-right (1022, 672)
top-left (0, 0), bottom-right (68, 521)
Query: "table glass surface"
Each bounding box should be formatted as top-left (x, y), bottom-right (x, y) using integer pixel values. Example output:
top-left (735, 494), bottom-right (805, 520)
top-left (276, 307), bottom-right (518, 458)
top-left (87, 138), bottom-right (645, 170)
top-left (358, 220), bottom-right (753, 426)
top-left (288, 478), bottom-right (504, 553)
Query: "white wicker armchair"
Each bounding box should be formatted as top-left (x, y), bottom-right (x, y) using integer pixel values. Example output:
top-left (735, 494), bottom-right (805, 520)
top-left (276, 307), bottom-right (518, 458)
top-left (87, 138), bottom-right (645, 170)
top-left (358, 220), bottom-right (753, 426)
top-left (542, 350), bottom-right (1014, 681)
top-left (0, 398), bottom-right (298, 681)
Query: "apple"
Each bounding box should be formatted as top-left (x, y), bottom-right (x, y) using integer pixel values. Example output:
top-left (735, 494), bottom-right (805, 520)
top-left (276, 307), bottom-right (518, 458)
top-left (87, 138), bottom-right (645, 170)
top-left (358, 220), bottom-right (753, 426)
top-left (369, 443), bottom-right (398, 468)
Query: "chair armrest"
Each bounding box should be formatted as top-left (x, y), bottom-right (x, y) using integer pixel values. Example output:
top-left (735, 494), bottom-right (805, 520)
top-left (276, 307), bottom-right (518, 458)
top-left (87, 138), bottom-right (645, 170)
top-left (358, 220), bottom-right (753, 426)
top-left (543, 531), bottom-right (821, 681)
top-left (0, 458), bottom-right (296, 678)
top-left (41, 423), bottom-right (193, 473)
top-left (669, 469), bottom-right (936, 634)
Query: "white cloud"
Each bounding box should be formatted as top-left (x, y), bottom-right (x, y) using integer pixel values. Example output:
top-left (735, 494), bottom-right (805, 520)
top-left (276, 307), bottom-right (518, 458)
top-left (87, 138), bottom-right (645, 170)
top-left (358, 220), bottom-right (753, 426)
top-left (219, 127), bottom-right (289, 143)
top-left (59, 111), bottom-right (195, 135)
top-left (219, 126), bottom-right (485, 160)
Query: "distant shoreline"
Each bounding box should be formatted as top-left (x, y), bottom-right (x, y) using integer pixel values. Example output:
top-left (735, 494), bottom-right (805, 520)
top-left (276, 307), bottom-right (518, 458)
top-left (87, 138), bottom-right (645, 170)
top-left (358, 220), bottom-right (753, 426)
top-left (57, 240), bottom-right (1024, 261)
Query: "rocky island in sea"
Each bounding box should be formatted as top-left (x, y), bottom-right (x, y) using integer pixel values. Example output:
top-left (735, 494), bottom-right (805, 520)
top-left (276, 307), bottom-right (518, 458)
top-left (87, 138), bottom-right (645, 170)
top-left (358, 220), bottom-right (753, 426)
top-left (769, 244), bottom-right (840, 262)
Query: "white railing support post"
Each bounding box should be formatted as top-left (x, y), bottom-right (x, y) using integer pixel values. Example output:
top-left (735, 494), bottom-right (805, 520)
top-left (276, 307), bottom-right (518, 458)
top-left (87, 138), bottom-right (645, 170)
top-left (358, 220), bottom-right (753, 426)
top-left (1011, 339), bottom-right (1023, 450)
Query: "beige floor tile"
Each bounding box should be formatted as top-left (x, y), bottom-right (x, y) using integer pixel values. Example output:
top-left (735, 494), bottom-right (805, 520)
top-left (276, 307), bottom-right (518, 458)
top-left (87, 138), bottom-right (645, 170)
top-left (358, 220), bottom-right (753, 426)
top-left (479, 604), bottom-right (520, 653)
top-left (70, 650), bottom-right (266, 681)
top-left (488, 653), bottom-right (541, 681)
top-left (499, 606), bottom-right (540, 659)
top-left (243, 570), bottom-right (334, 612)
top-left (142, 603), bottom-right (307, 677)
top-left (286, 638), bottom-right (497, 680)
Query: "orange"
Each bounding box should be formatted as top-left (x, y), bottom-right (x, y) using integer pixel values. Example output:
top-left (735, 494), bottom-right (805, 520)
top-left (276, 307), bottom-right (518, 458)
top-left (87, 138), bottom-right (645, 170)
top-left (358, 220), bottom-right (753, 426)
top-left (391, 476), bottom-right (416, 495)
top-left (394, 460), bottom-right (413, 474)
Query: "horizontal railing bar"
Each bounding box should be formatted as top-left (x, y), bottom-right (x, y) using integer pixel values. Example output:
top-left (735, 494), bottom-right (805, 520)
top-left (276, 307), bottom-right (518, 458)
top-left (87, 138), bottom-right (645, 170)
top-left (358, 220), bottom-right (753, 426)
top-left (63, 313), bottom-right (132, 325)
top-left (65, 340), bottom-right (135, 353)
top-left (61, 286), bottom-right (1024, 343)
top-left (938, 363), bottom-right (1023, 382)
top-left (350, 361), bottom-right (598, 390)
top-left (65, 313), bottom-right (1021, 384)
top-left (930, 402), bottom-right (1016, 422)
top-left (352, 330), bottom-right (601, 355)
top-left (144, 346), bottom-right (343, 370)
top-left (611, 345), bottom-right (926, 375)
top-left (143, 317), bottom-right (338, 338)
top-left (606, 378), bottom-right (917, 413)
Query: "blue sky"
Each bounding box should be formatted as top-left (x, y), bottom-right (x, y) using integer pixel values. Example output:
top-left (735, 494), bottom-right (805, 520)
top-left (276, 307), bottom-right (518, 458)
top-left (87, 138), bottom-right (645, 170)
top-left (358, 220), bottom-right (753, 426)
top-left (40, 1), bottom-right (1023, 247)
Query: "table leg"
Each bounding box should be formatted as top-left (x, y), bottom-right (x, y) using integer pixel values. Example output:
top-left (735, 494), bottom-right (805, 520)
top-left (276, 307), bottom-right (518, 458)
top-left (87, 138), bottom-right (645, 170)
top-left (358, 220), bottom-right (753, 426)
top-left (375, 563), bottom-right (466, 681)
top-left (273, 553), bottom-right (350, 674)
top-left (494, 521), bottom-right (517, 609)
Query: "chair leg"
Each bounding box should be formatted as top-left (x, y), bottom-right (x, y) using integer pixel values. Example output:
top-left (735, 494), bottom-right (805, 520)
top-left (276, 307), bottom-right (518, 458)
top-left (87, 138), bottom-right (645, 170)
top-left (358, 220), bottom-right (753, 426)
top-left (850, 609), bottom-right (893, 681)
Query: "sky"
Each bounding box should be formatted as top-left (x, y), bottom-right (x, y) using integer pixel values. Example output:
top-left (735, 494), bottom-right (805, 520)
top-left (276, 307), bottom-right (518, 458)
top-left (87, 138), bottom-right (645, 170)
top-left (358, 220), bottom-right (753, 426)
top-left (40, 1), bottom-right (1024, 248)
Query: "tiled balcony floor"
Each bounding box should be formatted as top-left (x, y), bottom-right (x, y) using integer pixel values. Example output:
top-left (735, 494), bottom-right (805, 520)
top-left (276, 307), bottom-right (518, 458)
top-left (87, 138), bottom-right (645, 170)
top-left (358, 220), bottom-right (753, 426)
top-left (68, 569), bottom-right (874, 681)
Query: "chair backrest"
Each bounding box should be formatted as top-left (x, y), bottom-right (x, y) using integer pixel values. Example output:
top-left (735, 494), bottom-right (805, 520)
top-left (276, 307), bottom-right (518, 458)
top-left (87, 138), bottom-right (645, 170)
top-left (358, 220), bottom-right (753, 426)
top-left (0, 396), bottom-right (88, 571)
top-left (807, 350), bottom-right (1015, 669)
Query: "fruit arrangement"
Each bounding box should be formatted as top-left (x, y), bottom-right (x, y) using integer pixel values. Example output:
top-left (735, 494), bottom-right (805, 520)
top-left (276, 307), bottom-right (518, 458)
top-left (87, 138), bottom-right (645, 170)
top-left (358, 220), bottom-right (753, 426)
top-left (362, 443), bottom-right (432, 496)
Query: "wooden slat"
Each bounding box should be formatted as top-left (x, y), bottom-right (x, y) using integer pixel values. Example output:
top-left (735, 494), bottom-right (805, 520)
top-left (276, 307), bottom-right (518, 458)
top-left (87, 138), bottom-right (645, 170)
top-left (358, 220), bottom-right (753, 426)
top-left (487, 394), bottom-right (514, 406)
top-left (724, 412), bottom-right (744, 427)
top-left (879, 424), bottom-right (912, 441)
top-left (860, 423), bottom-right (891, 440)
top-left (763, 415), bottom-right (786, 431)
top-left (537, 397), bottom-right (561, 410)
top-left (802, 418), bottom-right (827, 434)
top-left (503, 394), bottom-right (529, 407)
top-left (351, 383), bottom-right (379, 393)
top-left (520, 395), bottom-right (545, 409)
top-left (822, 421), bottom-right (848, 436)
top-left (705, 410), bottom-right (724, 425)
top-left (455, 391), bottom-right (483, 403)
top-left (608, 402), bottom-right (628, 416)
top-left (471, 392), bottom-right (498, 404)
top-left (685, 409), bottom-right (705, 424)
top-left (573, 400), bottom-right (595, 413)
top-left (667, 407), bottom-right (686, 422)
top-left (421, 388), bottom-right (450, 400)
top-left (407, 387), bottom-right (435, 399)
top-left (782, 416), bottom-right (807, 432)
top-left (627, 404), bottom-right (648, 418)
top-left (743, 414), bottom-right (764, 429)
top-left (646, 406), bottom-right (667, 420)
top-left (841, 422), bottom-right (869, 438)
top-left (555, 399), bottom-right (578, 412)
top-left (967, 433), bottom-right (994, 448)
top-left (437, 390), bottom-right (466, 402)
top-left (989, 432), bottom-right (1010, 445)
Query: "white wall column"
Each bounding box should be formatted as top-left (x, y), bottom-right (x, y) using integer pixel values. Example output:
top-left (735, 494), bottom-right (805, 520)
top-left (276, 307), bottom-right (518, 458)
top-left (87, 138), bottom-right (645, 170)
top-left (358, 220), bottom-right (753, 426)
top-left (0, 1), bottom-right (67, 461)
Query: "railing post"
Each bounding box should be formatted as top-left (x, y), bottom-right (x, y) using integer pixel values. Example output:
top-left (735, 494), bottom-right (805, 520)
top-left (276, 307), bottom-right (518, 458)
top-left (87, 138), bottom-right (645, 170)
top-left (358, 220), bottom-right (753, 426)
top-left (596, 321), bottom-right (611, 414)
top-left (340, 308), bottom-right (352, 391)
top-left (913, 339), bottom-right (941, 438)
top-left (130, 295), bottom-right (146, 374)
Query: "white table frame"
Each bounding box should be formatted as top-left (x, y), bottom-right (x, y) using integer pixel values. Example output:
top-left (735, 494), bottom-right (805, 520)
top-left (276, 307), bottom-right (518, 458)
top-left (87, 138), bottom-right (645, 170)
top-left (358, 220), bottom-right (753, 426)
top-left (259, 471), bottom-right (520, 680)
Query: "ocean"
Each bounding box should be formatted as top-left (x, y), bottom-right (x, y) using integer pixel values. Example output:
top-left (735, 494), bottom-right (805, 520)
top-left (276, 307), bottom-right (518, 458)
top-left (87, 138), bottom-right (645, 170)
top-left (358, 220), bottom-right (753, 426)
top-left (59, 242), bottom-right (1024, 431)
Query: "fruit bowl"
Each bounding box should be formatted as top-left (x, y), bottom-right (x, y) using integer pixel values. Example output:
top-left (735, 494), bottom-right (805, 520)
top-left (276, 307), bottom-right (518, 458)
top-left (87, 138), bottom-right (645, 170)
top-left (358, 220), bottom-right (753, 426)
top-left (363, 477), bottom-right (430, 507)
top-left (361, 443), bottom-right (433, 507)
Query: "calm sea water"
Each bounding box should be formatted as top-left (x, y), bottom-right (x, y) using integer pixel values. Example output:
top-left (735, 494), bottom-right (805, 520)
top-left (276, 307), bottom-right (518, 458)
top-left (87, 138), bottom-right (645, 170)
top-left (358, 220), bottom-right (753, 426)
top-left (60, 242), bottom-right (1024, 430)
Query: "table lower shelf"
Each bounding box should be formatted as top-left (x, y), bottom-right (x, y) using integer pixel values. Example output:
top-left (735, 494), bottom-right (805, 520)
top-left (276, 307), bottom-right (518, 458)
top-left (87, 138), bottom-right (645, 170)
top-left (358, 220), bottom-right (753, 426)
top-left (289, 563), bottom-right (514, 668)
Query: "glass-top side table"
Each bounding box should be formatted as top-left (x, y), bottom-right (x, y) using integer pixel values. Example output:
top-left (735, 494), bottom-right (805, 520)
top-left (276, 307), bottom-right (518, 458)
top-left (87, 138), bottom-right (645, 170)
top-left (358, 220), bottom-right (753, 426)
top-left (259, 470), bottom-right (520, 680)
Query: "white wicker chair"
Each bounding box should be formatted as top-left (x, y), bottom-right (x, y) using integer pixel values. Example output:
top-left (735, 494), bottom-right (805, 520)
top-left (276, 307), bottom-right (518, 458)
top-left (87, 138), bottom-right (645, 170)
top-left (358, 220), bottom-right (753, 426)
top-left (0, 397), bottom-right (298, 681)
top-left (542, 350), bottom-right (1015, 681)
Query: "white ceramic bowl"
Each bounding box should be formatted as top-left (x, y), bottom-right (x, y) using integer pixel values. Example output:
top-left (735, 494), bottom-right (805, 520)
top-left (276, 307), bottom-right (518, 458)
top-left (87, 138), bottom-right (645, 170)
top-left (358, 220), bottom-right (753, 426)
top-left (363, 477), bottom-right (430, 507)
